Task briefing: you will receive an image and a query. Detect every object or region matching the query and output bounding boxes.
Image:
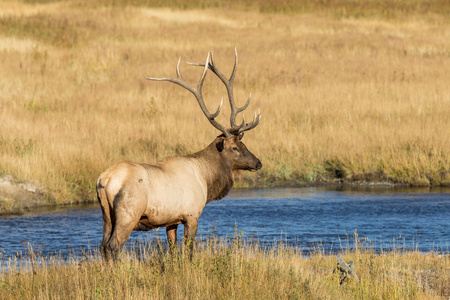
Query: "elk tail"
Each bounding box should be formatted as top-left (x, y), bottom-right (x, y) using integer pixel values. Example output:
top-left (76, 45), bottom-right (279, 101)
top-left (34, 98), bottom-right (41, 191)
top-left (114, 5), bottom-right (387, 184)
top-left (97, 177), bottom-right (112, 227)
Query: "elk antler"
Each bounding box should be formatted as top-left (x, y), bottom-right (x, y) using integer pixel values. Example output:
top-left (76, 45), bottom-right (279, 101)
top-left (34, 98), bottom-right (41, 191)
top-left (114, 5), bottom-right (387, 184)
top-left (146, 53), bottom-right (227, 135)
top-left (187, 48), bottom-right (261, 136)
top-left (146, 49), bottom-right (260, 138)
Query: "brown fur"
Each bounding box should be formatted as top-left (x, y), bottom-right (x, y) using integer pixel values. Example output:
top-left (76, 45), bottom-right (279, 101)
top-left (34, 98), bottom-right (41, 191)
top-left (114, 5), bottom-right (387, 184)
top-left (97, 135), bottom-right (261, 261)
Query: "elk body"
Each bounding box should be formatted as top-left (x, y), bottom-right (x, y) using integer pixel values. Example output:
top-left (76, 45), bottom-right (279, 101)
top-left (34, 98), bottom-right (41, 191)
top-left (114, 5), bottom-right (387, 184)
top-left (97, 50), bottom-right (262, 261)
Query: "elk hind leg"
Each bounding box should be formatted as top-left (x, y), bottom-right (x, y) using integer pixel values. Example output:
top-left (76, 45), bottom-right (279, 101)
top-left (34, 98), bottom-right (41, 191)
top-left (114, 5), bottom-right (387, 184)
top-left (100, 216), bottom-right (113, 261)
top-left (104, 219), bottom-right (137, 262)
top-left (104, 201), bottom-right (142, 262)
top-left (97, 184), bottom-right (113, 261)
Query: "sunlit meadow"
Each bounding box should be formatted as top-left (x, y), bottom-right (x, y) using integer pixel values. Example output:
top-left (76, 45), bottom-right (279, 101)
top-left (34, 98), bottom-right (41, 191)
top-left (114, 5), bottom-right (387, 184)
top-left (0, 0), bottom-right (449, 205)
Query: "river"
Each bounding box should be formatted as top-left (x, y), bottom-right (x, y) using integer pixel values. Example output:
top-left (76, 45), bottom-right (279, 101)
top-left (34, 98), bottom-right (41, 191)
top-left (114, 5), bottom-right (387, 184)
top-left (0, 187), bottom-right (449, 260)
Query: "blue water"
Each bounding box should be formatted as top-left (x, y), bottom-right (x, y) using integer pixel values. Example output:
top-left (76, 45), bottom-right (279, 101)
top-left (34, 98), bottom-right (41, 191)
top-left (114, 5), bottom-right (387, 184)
top-left (0, 188), bottom-right (449, 260)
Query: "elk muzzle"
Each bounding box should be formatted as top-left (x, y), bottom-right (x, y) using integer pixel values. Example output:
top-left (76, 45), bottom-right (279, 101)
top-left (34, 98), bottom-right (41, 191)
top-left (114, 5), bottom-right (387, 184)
top-left (250, 159), bottom-right (262, 171)
top-left (245, 153), bottom-right (262, 172)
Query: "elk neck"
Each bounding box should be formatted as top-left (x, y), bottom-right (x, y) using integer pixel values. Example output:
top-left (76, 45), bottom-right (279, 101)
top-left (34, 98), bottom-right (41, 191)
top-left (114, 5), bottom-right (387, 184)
top-left (187, 139), bottom-right (234, 203)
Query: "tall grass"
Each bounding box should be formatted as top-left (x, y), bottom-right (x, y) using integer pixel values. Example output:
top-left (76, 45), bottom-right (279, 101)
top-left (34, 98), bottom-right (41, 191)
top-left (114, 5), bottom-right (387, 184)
top-left (0, 0), bottom-right (449, 204)
top-left (1, 239), bottom-right (449, 299)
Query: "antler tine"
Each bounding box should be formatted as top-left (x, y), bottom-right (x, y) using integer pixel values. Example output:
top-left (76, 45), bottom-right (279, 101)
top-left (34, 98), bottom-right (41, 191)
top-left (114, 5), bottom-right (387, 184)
top-left (146, 53), bottom-right (228, 136)
top-left (235, 92), bottom-right (251, 114)
top-left (175, 57), bottom-right (182, 78)
top-left (235, 109), bottom-right (261, 135)
top-left (229, 47), bottom-right (238, 83)
top-left (145, 57), bottom-right (185, 86)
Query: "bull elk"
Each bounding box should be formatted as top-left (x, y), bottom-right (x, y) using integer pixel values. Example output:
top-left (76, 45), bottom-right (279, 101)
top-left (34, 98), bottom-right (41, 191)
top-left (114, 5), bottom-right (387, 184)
top-left (97, 49), bottom-right (262, 261)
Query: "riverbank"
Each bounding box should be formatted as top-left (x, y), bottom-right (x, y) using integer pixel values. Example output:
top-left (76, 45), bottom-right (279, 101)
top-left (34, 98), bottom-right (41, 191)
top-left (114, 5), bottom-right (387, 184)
top-left (2, 173), bottom-right (449, 216)
top-left (1, 241), bottom-right (448, 299)
top-left (0, 175), bottom-right (49, 216)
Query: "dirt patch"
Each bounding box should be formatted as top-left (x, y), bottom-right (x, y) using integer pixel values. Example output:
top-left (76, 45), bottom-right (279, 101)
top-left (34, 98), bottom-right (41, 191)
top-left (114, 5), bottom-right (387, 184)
top-left (0, 175), bottom-right (49, 215)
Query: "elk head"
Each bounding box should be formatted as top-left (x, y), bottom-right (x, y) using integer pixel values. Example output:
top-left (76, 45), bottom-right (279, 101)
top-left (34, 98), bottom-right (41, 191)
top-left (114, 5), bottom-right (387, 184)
top-left (146, 48), bottom-right (262, 172)
top-left (215, 135), bottom-right (262, 172)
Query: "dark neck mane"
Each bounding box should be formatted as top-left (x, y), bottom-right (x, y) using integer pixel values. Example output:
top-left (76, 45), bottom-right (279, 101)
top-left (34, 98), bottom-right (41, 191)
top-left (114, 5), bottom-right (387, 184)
top-left (188, 140), bottom-right (234, 203)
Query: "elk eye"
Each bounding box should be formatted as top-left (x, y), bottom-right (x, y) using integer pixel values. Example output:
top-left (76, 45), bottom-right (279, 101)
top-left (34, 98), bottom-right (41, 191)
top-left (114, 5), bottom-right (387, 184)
top-left (232, 147), bottom-right (239, 152)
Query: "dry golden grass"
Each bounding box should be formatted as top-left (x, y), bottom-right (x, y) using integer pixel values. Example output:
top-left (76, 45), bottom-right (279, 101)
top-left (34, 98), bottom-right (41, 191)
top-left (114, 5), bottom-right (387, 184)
top-left (1, 240), bottom-right (449, 299)
top-left (0, 0), bottom-right (449, 203)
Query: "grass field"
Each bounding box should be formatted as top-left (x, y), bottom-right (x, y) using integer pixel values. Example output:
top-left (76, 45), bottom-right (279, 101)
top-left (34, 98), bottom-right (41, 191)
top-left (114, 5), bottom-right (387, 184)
top-left (0, 0), bottom-right (449, 204)
top-left (1, 238), bottom-right (449, 299)
top-left (0, 239), bottom-right (450, 299)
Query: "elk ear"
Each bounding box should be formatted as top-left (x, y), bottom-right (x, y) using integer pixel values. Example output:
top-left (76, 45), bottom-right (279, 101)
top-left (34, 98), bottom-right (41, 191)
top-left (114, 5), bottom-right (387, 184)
top-left (238, 132), bottom-right (244, 140)
top-left (216, 139), bottom-right (225, 152)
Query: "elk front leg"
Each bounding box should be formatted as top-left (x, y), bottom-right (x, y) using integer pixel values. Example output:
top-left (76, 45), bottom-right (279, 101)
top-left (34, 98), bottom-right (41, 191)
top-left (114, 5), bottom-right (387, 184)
top-left (166, 224), bottom-right (178, 255)
top-left (183, 218), bottom-right (198, 259)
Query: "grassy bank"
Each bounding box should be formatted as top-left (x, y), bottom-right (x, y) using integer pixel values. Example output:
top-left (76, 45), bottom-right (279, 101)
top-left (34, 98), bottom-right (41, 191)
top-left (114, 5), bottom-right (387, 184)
top-left (1, 240), bottom-right (449, 299)
top-left (0, 0), bottom-right (449, 204)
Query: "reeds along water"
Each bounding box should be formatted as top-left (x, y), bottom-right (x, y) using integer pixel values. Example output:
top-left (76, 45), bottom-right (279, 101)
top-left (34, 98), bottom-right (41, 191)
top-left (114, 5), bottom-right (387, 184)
top-left (0, 0), bottom-right (449, 205)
